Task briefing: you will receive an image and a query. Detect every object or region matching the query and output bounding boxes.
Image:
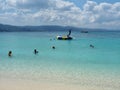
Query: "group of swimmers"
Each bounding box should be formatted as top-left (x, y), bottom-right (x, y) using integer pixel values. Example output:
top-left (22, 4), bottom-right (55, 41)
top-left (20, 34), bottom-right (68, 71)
top-left (8, 44), bottom-right (94, 57)
top-left (33, 46), bottom-right (56, 54)
top-left (8, 46), bottom-right (56, 57)
top-left (8, 45), bottom-right (94, 57)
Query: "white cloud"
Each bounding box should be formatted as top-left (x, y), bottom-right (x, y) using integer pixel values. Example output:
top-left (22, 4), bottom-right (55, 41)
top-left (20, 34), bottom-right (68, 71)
top-left (83, 0), bottom-right (97, 11)
top-left (82, 1), bottom-right (120, 29)
top-left (0, 0), bottom-right (120, 29)
top-left (52, 0), bottom-right (80, 11)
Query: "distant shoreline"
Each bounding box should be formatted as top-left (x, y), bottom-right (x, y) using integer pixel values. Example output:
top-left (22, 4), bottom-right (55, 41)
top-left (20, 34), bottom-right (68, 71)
top-left (0, 23), bottom-right (120, 32)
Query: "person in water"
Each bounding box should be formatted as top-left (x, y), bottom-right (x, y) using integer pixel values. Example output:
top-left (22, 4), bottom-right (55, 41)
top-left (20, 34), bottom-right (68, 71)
top-left (52, 46), bottom-right (55, 49)
top-left (90, 44), bottom-right (94, 48)
top-left (34, 49), bottom-right (38, 54)
top-left (8, 51), bottom-right (12, 57)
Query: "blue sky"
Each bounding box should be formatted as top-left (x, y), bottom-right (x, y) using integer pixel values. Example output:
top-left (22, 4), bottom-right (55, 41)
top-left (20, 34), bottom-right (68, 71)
top-left (0, 0), bottom-right (120, 29)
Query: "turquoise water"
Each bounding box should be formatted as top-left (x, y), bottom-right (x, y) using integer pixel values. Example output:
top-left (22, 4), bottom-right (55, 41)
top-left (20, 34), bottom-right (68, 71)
top-left (0, 31), bottom-right (120, 88)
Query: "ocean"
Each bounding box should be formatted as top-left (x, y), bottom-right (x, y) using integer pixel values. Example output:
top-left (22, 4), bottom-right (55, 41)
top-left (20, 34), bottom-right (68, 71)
top-left (0, 31), bottom-right (120, 89)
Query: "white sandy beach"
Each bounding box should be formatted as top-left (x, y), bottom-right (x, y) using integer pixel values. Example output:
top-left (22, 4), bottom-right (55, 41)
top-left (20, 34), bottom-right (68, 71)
top-left (0, 77), bottom-right (119, 90)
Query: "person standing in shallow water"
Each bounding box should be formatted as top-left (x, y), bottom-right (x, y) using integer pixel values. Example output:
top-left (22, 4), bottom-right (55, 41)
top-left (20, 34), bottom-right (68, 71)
top-left (34, 49), bottom-right (38, 54)
top-left (8, 51), bottom-right (12, 57)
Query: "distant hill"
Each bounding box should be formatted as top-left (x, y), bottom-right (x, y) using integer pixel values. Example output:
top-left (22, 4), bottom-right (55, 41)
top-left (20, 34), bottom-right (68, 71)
top-left (0, 23), bottom-right (119, 32)
top-left (0, 24), bottom-right (84, 32)
top-left (0, 24), bottom-right (72, 32)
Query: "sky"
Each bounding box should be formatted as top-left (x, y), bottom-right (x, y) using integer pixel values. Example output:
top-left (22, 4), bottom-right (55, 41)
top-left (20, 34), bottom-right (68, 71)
top-left (0, 0), bottom-right (120, 29)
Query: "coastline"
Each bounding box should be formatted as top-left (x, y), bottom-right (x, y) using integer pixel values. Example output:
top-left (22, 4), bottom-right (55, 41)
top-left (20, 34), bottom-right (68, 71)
top-left (0, 77), bottom-right (119, 90)
top-left (0, 73), bottom-right (120, 90)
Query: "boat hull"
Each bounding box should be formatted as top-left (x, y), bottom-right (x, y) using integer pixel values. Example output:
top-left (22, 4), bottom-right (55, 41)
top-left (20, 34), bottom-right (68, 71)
top-left (57, 36), bottom-right (73, 40)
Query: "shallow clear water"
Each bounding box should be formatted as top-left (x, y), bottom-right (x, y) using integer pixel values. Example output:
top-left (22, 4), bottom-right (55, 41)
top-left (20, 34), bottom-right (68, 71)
top-left (0, 31), bottom-right (120, 88)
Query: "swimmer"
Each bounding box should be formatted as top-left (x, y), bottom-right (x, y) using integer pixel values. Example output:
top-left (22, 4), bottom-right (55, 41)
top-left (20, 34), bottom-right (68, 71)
top-left (52, 46), bottom-right (55, 49)
top-left (90, 44), bottom-right (94, 48)
top-left (34, 49), bottom-right (38, 54)
top-left (8, 51), bottom-right (12, 57)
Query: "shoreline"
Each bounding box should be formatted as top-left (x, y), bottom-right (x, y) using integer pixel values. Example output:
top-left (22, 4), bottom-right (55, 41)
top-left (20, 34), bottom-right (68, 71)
top-left (0, 76), bottom-right (120, 90)
top-left (0, 64), bottom-right (120, 90)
